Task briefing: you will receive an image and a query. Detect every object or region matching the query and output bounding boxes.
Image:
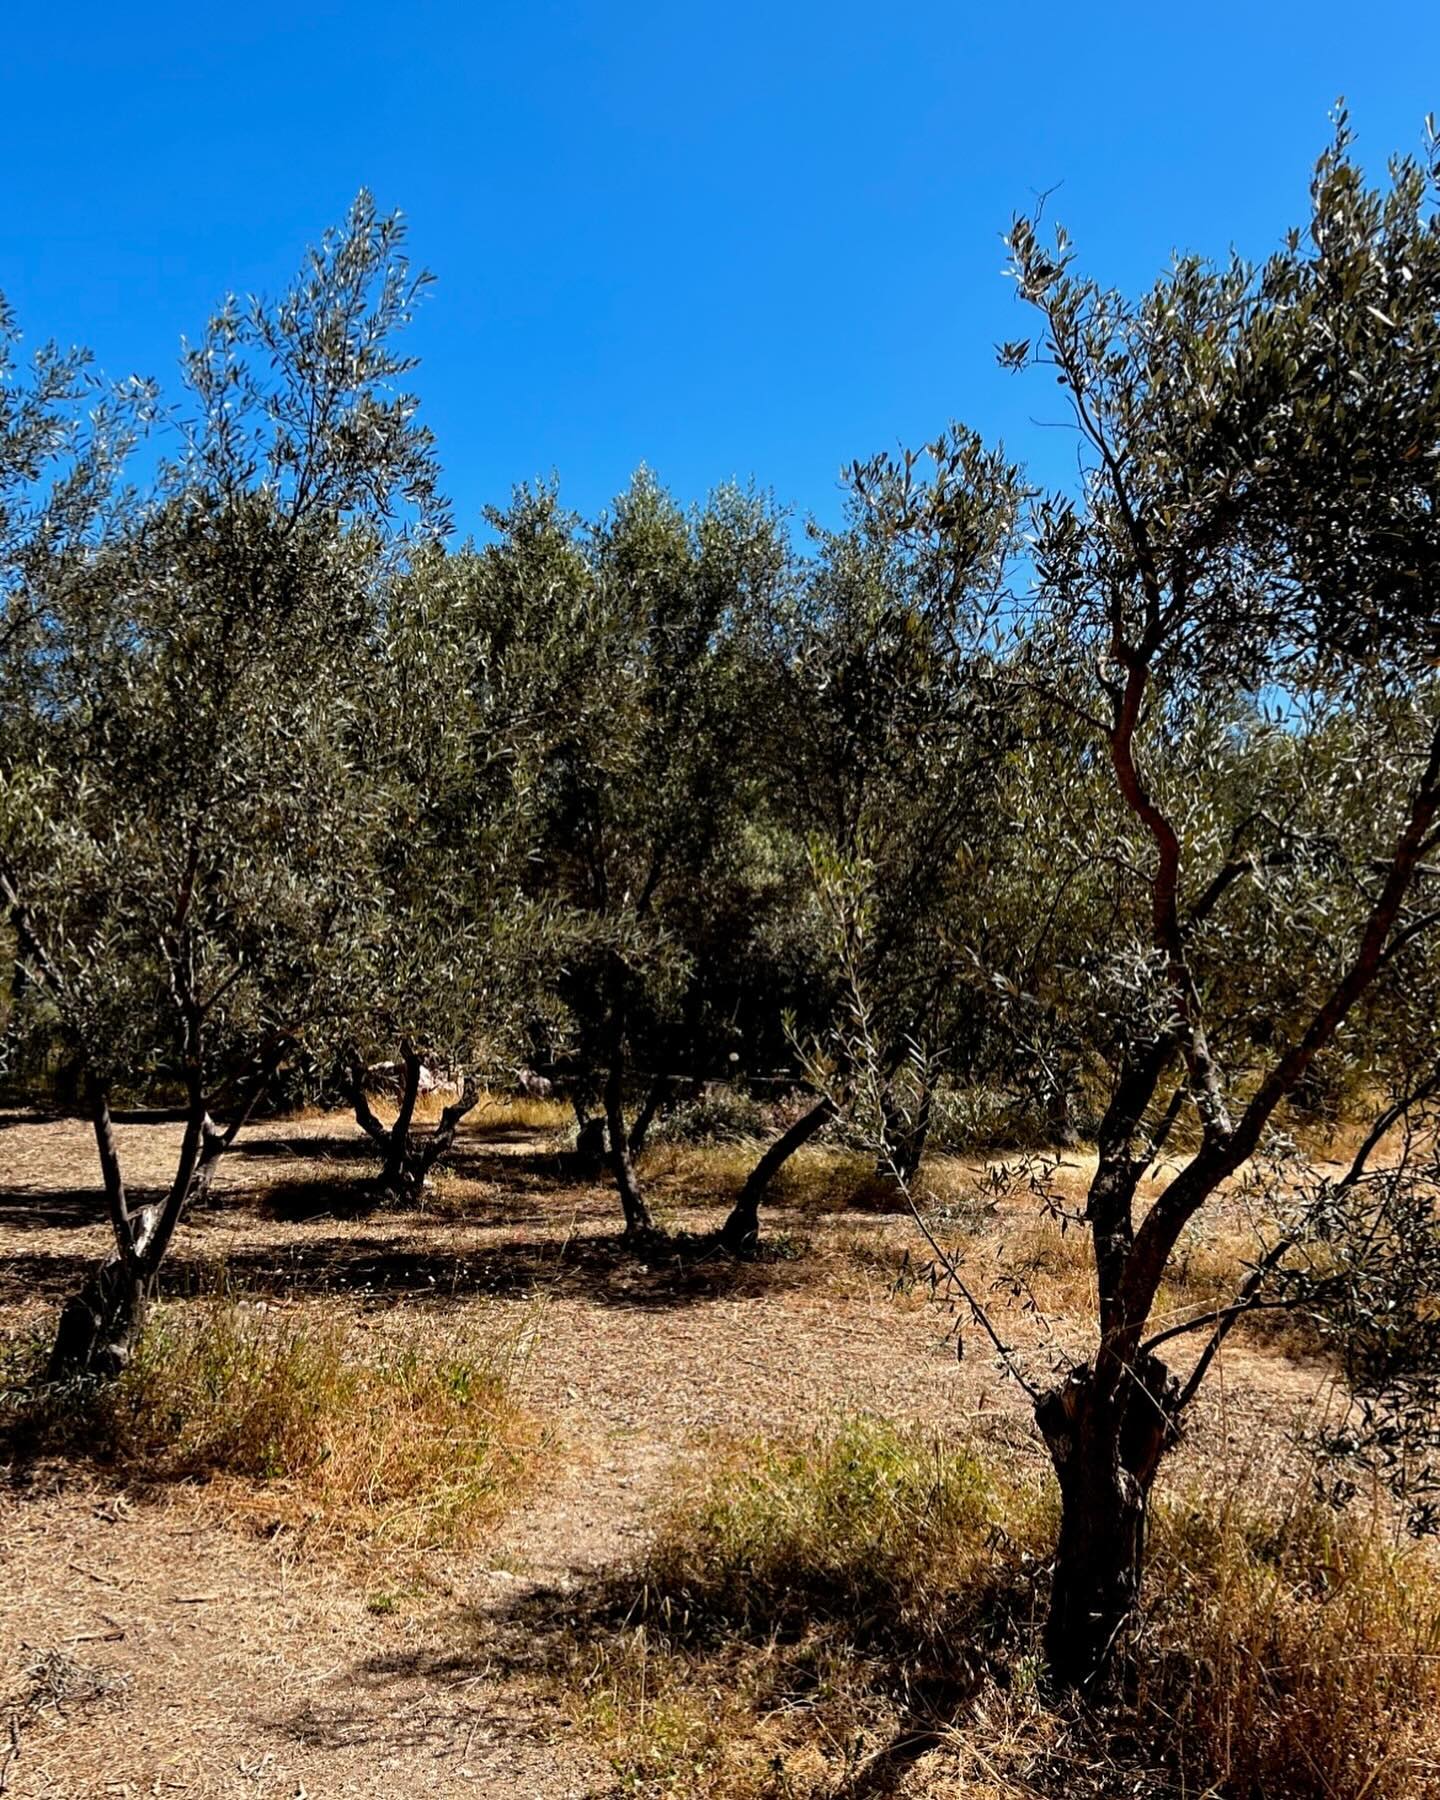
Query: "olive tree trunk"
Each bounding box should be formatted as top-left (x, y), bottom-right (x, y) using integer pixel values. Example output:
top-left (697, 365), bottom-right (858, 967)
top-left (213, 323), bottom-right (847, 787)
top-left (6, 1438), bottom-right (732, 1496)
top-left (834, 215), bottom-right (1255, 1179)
top-left (878, 1080), bottom-right (932, 1184)
top-left (1035, 1353), bottom-right (1177, 1687)
top-left (344, 1041), bottom-right (483, 1202)
top-left (603, 1051), bottom-right (657, 1242)
top-left (48, 1065), bottom-right (275, 1382)
top-left (719, 1095), bottom-right (836, 1253)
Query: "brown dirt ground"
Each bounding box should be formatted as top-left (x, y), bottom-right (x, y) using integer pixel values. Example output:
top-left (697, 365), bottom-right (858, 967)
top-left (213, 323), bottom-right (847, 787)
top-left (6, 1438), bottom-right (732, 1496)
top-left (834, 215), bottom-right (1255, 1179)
top-left (0, 1109), bottom-right (1334, 1798)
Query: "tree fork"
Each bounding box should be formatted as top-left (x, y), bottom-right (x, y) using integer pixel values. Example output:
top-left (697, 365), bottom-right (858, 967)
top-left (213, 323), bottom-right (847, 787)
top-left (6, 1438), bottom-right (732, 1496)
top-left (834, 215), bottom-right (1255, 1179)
top-left (603, 1051), bottom-right (657, 1243)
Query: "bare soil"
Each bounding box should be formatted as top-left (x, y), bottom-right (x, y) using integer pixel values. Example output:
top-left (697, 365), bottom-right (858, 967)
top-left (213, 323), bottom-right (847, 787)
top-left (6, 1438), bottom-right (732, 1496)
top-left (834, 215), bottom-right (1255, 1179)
top-left (0, 1110), bottom-right (1331, 1798)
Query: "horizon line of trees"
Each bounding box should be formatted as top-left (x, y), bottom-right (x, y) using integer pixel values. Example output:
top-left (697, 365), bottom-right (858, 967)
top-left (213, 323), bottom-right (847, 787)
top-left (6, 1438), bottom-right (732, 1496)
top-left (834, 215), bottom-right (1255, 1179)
top-left (4, 112), bottom-right (1440, 1691)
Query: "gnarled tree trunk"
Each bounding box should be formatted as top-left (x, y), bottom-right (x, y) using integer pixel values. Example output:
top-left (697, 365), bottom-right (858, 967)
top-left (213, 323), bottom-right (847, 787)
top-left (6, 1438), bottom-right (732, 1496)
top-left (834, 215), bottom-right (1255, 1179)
top-left (344, 1041), bottom-right (483, 1202)
top-left (48, 1251), bottom-right (149, 1383)
top-left (1036, 1352), bottom-right (1178, 1688)
top-left (604, 1051), bottom-right (656, 1242)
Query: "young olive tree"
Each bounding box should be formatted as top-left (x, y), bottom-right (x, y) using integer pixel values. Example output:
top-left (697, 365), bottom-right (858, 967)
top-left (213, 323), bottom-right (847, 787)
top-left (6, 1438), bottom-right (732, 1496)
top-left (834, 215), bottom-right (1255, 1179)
top-left (0, 195), bottom-right (444, 1376)
top-left (985, 118), bottom-right (1440, 1684)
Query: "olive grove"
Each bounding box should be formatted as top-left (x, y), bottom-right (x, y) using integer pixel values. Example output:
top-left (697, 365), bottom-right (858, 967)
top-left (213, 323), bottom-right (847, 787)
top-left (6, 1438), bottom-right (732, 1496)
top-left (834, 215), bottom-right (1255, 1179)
top-left (3, 119), bottom-right (1440, 1702)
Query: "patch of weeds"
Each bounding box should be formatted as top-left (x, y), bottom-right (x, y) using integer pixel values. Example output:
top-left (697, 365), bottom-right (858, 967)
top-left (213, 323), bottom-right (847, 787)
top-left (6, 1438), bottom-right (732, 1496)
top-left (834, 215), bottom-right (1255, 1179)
top-left (750, 1229), bottom-right (810, 1263)
top-left (1141, 1486), bottom-right (1440, 1800)
top-left (552, 1418), bottom-right (1047, 1797)
top-left (1, 1299), bottom-right (544, 1561)
top-left (365, 1586), bottom-right (423, 1616)
top-left (550, 1418), bottom-right (1440, 1800)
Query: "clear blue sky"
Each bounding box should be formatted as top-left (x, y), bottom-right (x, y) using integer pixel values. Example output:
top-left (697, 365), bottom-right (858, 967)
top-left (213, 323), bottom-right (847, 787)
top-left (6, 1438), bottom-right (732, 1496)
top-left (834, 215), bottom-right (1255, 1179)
top-left (6, 2), bottom-right (1438, 533)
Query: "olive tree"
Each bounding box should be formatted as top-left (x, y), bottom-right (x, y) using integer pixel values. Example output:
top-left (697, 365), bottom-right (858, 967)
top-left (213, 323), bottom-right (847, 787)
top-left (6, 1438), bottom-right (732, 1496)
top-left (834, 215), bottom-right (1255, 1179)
top-left (0, 194), bottom-right (444, 1376)
top-left (986, 117), bottom-right (1440, 1684)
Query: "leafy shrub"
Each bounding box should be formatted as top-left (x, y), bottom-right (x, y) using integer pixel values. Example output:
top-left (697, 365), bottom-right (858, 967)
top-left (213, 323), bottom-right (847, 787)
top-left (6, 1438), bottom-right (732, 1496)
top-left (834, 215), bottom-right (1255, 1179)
top-left (649, 1086), bottom-right (774, 1146)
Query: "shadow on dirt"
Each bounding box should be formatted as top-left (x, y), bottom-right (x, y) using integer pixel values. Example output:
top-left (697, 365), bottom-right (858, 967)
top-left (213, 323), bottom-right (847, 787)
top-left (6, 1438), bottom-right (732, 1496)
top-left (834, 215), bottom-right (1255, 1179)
top-left (313, 1560), bottom-right (1010, 1800)
top-left (0, 1187), bottom-right (123, 1231)
top-left (0, 1224), bottom-right (811, 1314)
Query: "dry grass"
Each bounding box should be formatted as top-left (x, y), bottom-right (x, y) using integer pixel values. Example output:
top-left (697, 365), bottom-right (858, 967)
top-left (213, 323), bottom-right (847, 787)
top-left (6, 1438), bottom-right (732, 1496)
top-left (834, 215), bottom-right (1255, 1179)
top-left (0, 1107), bottom-right (1418, 1796)
top-left (472, 1088), bottom-right (573, 1134)
top-left (635, 1140), bottom-right (918, 1221)
top-left (1, 1297), bottom-right (545, 1560)
top-left (557, 1418), bottom-right (1049, 1798)
top-left (1144, 1484), bottom-right (1440, 1800)
top-left (556, 1418), bottom-right (1440, 1800)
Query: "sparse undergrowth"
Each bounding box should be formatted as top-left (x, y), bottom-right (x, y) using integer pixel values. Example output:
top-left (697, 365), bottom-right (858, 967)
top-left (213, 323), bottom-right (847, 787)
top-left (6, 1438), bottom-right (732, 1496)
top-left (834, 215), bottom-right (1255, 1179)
top-left (1, 1297), bottom-right (544, 1560)
top-left (557, 1418), bottom-right (1440, 1799)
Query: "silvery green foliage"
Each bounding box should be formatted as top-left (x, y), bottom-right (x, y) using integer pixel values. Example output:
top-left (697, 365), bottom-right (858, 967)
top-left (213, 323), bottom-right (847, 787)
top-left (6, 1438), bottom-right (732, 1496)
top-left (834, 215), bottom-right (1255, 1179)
top-left (474, 473), bottom-right (795, 1088)
top-left (1280, 1082), bottom-right (1440, 1534)
top-left (1, 194), bottom-right (442, 1100)
top-left (0, 297), bottom-right (156, 1078)
top-left (1007, 116), bottom-right (1440, 1549)
top-left (818, 115), bottom-right (1440, 1586)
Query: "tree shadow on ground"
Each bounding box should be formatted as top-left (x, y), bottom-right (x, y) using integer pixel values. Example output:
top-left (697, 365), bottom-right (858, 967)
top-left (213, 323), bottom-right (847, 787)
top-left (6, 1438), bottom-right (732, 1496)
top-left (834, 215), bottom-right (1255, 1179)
top-left (235, 1122), bottom-right (567, 1165)
top-left (232, 1134), bottom-right (590, 1201)
top-left (0, 1186), bottom-right (133, 1230)
top-left (319, 1565), bottom-right (1013, 1800)
top-left (233, 1131), bottom-right (383, 1165)
top-left (0, 1225), bottom-right (812, 1314)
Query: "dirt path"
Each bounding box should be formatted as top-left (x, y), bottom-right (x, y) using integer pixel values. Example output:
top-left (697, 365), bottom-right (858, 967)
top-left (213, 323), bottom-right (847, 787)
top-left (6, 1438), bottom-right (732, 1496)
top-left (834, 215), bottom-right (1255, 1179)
top-left (0, 1111), bottom-right (1331, 1798)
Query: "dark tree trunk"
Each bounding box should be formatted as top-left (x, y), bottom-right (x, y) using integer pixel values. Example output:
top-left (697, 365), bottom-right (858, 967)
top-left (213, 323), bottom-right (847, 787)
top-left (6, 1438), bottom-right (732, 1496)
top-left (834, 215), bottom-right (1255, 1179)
top-left (628, 1071), bottom-right (669, 1159)
top-left (878, 1082), bottom-right (932, 1184)
top-left (47, 1253), bottom-right (148, 1382)
top-left (719, 1095), bottom-right (836, 1253)
top-left (564, 1080), bottom-right (611, 1173)
top-left (380, 1040), bottom-right (424, 1196)
top-left (604, 1053), bottom-right (656, 1242)
top-left (48, 1061), bottom-right (277, 1383)
top-left (345, 1043), bottom-right (482, 1203)
top-left (1036, 1353), bottom-right (1178, 1688)
top-left (573, 1112), bottom-right (608, 1174)
top-left (1047, 1078), bottom-right (1080, 1149)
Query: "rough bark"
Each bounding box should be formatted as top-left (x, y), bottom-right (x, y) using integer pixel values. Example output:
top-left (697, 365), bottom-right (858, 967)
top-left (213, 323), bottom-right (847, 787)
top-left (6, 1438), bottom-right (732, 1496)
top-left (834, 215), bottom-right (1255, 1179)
top-left (1046, 1079), bottom-right (1079, 1149)
top-left (573, 1112), bottom-right (608, 1174)
top-left (719, 1095), bottom-right (836, 1253)
top-left (628, 1071), bottom-right (669, 1159)
top-left (1036, 1352), bottom-right (1179, 1688)
top-left (380, 1040), bottom-right (424, 1195)
top-left (47, 1253), bottom-right (148, 1382)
